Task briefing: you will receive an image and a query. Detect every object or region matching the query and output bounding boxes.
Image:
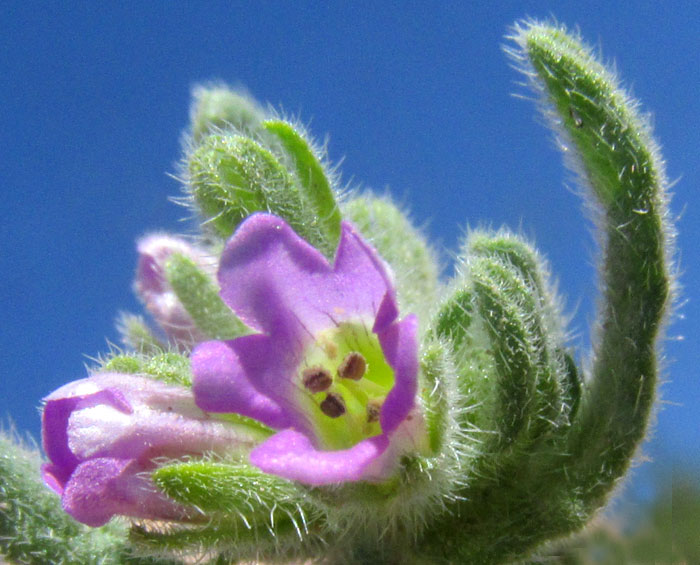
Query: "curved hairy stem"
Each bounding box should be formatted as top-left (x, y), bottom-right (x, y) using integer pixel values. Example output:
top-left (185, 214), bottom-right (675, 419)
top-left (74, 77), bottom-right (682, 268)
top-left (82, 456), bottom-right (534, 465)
top-left (512, 21), bottom-right (674, 506)
top-left (415, 21), bottom-right (675, 564)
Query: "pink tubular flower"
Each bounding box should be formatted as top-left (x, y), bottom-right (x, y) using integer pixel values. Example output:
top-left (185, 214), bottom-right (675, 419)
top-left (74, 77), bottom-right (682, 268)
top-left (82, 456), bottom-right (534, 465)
top-left (134, 234), bottom-right (215, 348)
top-left (41, 373), bottom-right (262, 526)
top-left (191, 213), bottom-right (425, 486)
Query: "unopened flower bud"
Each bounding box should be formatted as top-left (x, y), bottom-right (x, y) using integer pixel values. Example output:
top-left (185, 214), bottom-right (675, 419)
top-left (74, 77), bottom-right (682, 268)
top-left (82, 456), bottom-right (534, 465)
top-left (135, 234), bottom-right (215, 349)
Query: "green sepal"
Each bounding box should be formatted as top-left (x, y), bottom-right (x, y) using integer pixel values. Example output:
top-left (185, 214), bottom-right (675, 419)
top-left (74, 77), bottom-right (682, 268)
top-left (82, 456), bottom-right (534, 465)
top-left (117, 313), bottom-right (166, 355)
top-left (468, 234), bottom-right (547, 305)
top-left (100, 354), bottom-right (274, 432)
top-left (470, 255), bottom-right (539, 447)
top-left (560, 348), bottom-right (582, 422)
top-left (208, 412), bottom-right (275, 440)
top-left (101, 351), bottom-right (192, 387)
top-left (189, 134), bottom-right (334, 256)
top-left (468, 234), bottom-right (571, 438)
top-left (189, 134), bottom-right (288, 238)
top-left (164, 252), bottom-right (252, 340)
top-left (343, 194), bottom-right (440, 322)
top-left (467, 233), bottom-right (582, 420)
top-left (431, 286), bottom-right (473, 354)
top-left (428, 268), bottom-right (501, 448)
top-left (144, 461), bottom-right (316, 561)
top-left (152, 460), bottom-right (301, 518)
top-left (305, 452), bottom-right (459, 563)
top-left (190, 85), bottom-right (265, 144)
top-left (102, 354), bottom-right (142, 375)
top-left (425, 231), bottom-right (575, 533)
top-left (130, 516), bottom-right (311, 563)
top-left (419, 341), bottom-right (455, 455)
top-left (263, 119), bottom-right (342, 249)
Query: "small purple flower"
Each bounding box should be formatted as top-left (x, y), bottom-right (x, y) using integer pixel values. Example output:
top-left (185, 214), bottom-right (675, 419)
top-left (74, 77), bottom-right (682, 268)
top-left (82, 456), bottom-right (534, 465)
top-left (135, 234), bottom-right (215, 348)
top-left (42, 373), bottom-right (259, 526)
top-left (191, 214), bottom-right (425, 486)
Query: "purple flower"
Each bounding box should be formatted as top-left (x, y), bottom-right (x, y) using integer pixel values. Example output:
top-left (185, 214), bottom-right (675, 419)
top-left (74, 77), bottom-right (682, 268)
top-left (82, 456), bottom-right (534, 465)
top-left (42, 372), bottom-right (259, 526)
top-left (191, 214), bottom-right (425, 486)
top-left (135, 234), bottom-right (215, 348)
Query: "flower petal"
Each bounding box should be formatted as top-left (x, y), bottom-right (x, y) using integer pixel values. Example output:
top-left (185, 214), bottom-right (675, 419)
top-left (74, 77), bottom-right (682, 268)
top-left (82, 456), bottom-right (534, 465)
top-left (42, 380), bottom-right (132, 489)
top-left (43, 373), bottom-right (260, 500)
top-left (250, 428), bottom-right (390, 485)
top-left (192, 339), bottom-right (295, 429)
top-left (377, 314), bottom-right (419, 434)
top-left (61, 458), bottom-right (189, 527)
top-left (217, 214), bottom-right (395, 335)
top-left (249, 315), bottom-right (420, 484)
top-left (134, 233), bottom-right (214, 347)
top-left (41, 463), bottom-right (68, 495)
top-left (372, 291), bottom-right (400, 334)
top-left (191, 215), bottom-right (422, 487)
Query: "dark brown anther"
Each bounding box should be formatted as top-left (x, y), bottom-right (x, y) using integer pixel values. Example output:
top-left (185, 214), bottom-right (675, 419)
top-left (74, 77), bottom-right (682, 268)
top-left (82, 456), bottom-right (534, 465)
top-left (367, 400), bottom-right (382, 423)
top-left (302, 366), bottom-right (333, 393)
top-left (338, 352), bottom-right (367, 380)
top-left (320, 392), bottom-right (346, 418)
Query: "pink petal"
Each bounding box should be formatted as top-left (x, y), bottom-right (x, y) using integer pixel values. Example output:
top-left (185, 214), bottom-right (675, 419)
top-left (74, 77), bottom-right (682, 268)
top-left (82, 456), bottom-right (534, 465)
top-left (217, 214), bottom-right (395, 336)
top-left (42, 372), bottom-right (261, 522)
top-left (134, 233), bottom-right (214, 347)
top-left (192, 339), bottom-right (294, 429)
top-left (250, 428), bottom-right (390, 485)
top-left (62, 458), bottom-right (189, 527)
top-left (377, 315), bottom-right (419, 434)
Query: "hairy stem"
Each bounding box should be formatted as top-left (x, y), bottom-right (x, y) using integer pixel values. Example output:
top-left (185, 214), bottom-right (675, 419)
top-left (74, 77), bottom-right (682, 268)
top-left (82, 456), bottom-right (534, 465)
top-left (515, 21), bottom-right (673, 505)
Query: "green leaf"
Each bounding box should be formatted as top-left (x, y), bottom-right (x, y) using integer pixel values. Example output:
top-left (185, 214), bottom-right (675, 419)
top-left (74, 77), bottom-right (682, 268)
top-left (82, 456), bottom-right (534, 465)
top-left (165, 253), bottom-right (252, 340)
top-left (190, 85), bottom-right (265, 143)
top-left (117, 313), bottom-right (165, 355)
top-left (419, 342), bottom-right (455, 455)
top-left (101, 352), bottom-right (193, 387)
top-left (145, 460), bottom-right (316, 561)
top-left (189, 134), bottom-right (335, 256)
top-left (263, 120), bottom-right (342, 249)
top-left (152, 460), bottom-right (300, 518)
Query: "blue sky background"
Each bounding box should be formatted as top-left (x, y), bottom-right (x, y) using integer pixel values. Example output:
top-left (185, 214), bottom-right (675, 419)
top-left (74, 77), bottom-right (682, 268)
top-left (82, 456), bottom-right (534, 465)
top-left (2, 2), bottom-right (698, 511)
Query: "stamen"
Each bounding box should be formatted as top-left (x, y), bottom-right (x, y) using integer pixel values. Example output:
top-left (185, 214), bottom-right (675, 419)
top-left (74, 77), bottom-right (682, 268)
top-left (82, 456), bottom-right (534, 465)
top-left (367, 400), bottom-right (382, 423)
top-left (302, 367), bottom-right (333, 393)
top-left (320, 392), bottom-right (346, 418)
top-left (322, 340), bottom-right (338, 360)
top-left (338, 352), bottom-right (367, 381)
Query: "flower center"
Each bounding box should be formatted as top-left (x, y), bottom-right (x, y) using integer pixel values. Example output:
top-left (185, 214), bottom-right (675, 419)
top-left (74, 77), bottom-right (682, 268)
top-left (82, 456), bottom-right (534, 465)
top-left (296, 321), bottom-right (394, 450)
